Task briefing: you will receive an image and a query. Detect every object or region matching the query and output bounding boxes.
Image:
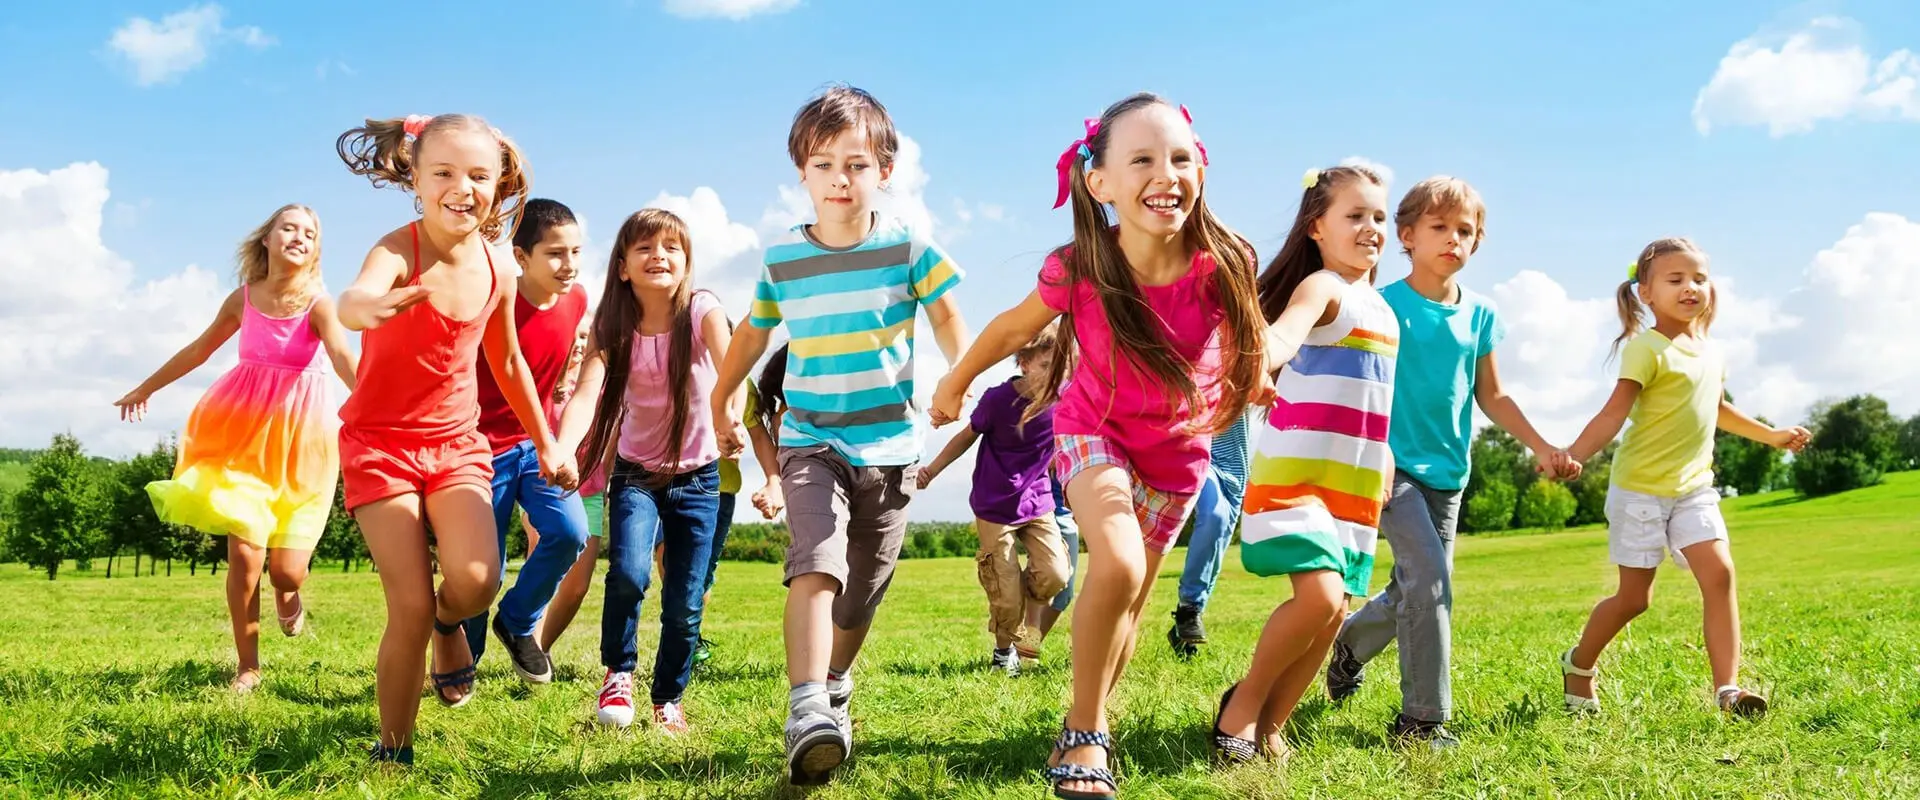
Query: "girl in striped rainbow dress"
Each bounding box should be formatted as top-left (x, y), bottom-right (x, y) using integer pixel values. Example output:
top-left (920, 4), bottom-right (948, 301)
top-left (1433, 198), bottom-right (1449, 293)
top-left (1211, 165), bottom-right (1399, 765)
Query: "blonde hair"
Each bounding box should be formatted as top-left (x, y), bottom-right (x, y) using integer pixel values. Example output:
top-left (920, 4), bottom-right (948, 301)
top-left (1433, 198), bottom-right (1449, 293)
top-left (335, 113), bottom-right (531, 242)
top-left (1394, 176), bottom-right (1486, 256)
top-left (1613, 237), bottom-right (1716, 357)
top-left (236, 203), bottom-right (321, 287)
top-left (1016, 320), bottom-right (1060, 365)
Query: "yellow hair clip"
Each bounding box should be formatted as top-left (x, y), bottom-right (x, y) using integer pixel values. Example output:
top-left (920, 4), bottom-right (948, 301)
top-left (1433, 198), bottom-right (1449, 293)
top-left (1627, 261), bottom-right (1638, 282)
top-left (1302, 169), bottom-right (1321, 190)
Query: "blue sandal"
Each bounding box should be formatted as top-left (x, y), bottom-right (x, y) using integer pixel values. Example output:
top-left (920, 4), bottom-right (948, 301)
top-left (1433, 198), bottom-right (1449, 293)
top-left (1044, 727), bottom-right (1117, 800)
top-left (430, 617), bottom-right (476, 708)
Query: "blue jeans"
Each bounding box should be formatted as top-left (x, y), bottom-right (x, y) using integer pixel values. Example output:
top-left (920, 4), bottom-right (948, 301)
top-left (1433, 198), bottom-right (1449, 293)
top-left (703, 492), bottom-right (736, 597)
top-left (1177, 464), bottom-right (1244, 611)
top-left (466, 440), bottom-right (590, 662)
top-left (1050, 481), bottom-right (1079, 613)
top-left (603, 458), bottom-right (721, 704)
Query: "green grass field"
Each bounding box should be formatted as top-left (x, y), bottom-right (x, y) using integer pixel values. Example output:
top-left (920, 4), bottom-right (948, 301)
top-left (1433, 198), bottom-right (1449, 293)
top-left (2, 475), bottom-right (1917, 798)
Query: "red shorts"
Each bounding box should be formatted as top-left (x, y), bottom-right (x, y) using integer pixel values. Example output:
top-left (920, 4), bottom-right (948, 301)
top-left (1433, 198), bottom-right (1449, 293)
top-left (339, 427), bottom-right (493, 511)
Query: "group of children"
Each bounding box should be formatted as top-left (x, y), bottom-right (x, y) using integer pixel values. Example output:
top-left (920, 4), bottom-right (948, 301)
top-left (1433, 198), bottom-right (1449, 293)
top-left (112, 86), bottom-right (1811, 798)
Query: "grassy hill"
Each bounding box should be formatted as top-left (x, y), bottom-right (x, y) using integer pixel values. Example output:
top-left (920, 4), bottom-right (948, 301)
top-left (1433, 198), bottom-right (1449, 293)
top-left (0, 474), bottom-right (1914, 797)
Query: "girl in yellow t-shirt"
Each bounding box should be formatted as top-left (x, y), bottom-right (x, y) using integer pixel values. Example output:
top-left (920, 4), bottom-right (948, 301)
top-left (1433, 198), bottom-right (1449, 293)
top-left (1558, 237), bottom-right (1809, 719)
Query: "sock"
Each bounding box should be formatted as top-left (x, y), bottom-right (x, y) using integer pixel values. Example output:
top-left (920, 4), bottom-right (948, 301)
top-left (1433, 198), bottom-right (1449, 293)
top-left (790, 682), bottom-right (828, 716)
top-left (826, 666), bottom-right (848, 683)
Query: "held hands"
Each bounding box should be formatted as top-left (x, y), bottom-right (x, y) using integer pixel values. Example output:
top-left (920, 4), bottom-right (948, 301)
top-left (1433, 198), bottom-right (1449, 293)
top-left (1767, 425), bottom-right (1812, 453)
top-left (112, 390), bottom-right (152, 422)
top-left (916, 465), bottom-right (940, 491)
top-left (538, 447), bottom-right (579, 492)
top-left (751, 481), bottom-right (785, 520)
top-left (713, 397), bottom-right (746, 457)
top-left (929, 374), bottom-right (969, 428)
top-left (1535, 448), bottom-right (1583, 481)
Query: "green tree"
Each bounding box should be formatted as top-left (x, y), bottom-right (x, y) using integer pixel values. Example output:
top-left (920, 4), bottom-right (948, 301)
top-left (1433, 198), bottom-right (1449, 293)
top-left (6, 434), bottom-right (108, 580)
top-left (1568, 442), bottom-right (1616, 526)
top-left (1465, 428), bottom-right (1540, 530)
top-left (314, 477), bottom-right (370, 572)
top-left (1714, 415), bottom-right (1786, 496)
top-left (1896, 415), bottom-right (1920, 472)
top-left (1793, 395), bottom-right (1900, 497)
top-left (1516, 478), bottom-right (1578, 530)
top-left (107, 439), bottom-right (178, 578)
top-left (1461, 480), bottom-right (1517, 533)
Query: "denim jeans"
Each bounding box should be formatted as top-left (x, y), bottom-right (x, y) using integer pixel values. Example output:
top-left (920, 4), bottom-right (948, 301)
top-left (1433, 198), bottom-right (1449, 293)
top-left (1177, 464), bottom-right (1245, 611)
top-left (1334, 470), bottom-right (1463, 722)
top-left (702, 492), bottom-right (736, 597)
top-left (1050, 480), bottom-right (1078, 613)
top-left (602, 458), bottom-right (721, 705)
top-left (466, 440), bottom-right (590, 662)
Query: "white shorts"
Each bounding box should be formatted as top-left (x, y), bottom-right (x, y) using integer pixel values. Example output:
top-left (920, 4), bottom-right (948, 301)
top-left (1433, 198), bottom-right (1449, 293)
top-left (1605, 485), bottom-right (1728, 570)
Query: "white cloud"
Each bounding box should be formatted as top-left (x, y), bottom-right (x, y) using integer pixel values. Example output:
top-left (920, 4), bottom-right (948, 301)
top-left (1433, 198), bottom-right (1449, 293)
top-left (107, 4), bottom-right (275, 86)
top-left (1339, 155), bottom-right (1394, 186)
top-left (1693, 17), bottom-right (1920, 136)
top-left (661, 0), bottom-right (798, 21)
top-left (0, 163), bottom-right (237, 457)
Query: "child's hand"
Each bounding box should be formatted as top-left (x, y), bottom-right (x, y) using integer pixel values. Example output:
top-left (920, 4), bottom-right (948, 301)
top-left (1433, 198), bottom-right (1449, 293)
top-left (356, 285), bottom-right (431, 330)
top-left (1769, 425), bottom-right (1812, 453)
top-left (752, 482), bottom-right (785, 519)
top-left (713, 397), bottom-right (746, 456)
top-left (113, 390), bottom-right (151, 422)
top-left (929, 374), bottom-right (967, 428)
top-left (916, 466), bottom-right (938, 490)
top-left (540, 449), bottom-right (579, 492)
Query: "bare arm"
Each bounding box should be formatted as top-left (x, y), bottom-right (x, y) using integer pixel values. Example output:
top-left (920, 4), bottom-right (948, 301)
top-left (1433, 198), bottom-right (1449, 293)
top-left (747, 418), bottom-right (785, 519)
top-left (1719, 400), bottom-right (1810, 451)
top-left (555, 327), bottom-right (607, 456)
top-left (481, 281), bottom-right (575, 488)
top-left (307, 295), bottom-right (360, 390)
top-left (114, 289), bottom-right (244, 420)
top-left (713, 323), bottom-right (773, 454)
top-left (918, 426), bottom-right (981, 489)
top-left (1568, 380), bottom-right (1644, 463)
top-left (336, 233), bottom-right (429, 332)
top-left (701, 304), bottom-right (746, 457)
top-left (1262, 272), bottom-right (1344, 369)
top-left (923, 293), bottom-right (972, 369)
top-left (930, 291), bottom-right (1058, 425)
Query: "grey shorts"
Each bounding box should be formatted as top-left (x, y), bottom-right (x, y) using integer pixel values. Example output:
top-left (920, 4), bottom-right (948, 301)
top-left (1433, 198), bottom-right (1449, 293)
top-left (779, 444), bottom-right (917, 630)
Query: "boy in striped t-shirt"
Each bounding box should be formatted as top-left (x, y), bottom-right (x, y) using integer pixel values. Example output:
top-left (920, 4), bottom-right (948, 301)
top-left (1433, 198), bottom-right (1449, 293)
top-left (711, 86), bottom-right (970, 786)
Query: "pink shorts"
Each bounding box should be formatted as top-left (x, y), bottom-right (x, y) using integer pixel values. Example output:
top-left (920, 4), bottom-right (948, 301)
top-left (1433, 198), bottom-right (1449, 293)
top-left (1052, 434), bottom-right (1199, 554)
top-left (340, 427), bottom-right (493, 511)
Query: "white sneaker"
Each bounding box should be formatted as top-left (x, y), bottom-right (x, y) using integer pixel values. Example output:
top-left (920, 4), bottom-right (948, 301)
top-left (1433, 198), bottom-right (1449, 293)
top-left (596, 670), bottom-right (636, 728)
top-left (826, 674), bottom-right (854, 736)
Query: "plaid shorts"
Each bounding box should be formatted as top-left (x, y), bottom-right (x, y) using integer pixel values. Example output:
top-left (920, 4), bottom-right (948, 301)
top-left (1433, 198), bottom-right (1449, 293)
top-left (1052, 434), bottom-right (1199, 554)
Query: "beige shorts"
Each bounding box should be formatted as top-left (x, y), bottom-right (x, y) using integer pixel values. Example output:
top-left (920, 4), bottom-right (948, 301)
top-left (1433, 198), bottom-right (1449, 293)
top-left (779, 444), bottom-right (917, 630)
top-left (1606, 485), bottom-right (1728, 569)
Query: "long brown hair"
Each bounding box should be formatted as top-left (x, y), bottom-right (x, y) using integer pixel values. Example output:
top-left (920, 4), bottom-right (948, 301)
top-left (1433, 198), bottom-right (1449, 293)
top-left (335, 113), bottom-right (531, 243)
top-left (236, 203), bottom-right (321, 294)
top-left (1027, 92), bottom-right (1264, 435)
top-left (578, 209), bottom-right (698, 488)
top-left (1256, 165), bottom-right (1387, 322)
top-left (1613, 237), bottom-right (1714, 359)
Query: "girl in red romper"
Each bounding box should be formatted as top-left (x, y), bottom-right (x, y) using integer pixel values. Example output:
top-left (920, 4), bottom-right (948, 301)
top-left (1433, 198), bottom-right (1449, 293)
top-left (335, 113), bottom-right (578, 764)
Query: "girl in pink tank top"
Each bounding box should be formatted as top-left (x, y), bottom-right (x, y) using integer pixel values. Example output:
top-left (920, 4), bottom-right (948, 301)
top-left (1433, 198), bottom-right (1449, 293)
top-left (115, 204), bottom-right (359, 695)
top-left (335, 113), bottom-right (577, 765)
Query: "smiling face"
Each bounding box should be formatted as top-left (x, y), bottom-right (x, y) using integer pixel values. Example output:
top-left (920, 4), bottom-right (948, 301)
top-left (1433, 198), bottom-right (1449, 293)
top-left (412, 126), bottom-right (502, 238)
top-left (798, 126), bottom-right (890, 229)
top-left (620, 231), bottom-right (689, 298)
top-left (1086, 103), bottom-right (1203, 239)
top-left (262, 207), bottom-right (319, 270)
top-left (515, 222), bottom-right (582, 297)
top-left (1638, 251), bottom-right (1713, 328)
top-left (1310, 179), bottom-right (1391, 277)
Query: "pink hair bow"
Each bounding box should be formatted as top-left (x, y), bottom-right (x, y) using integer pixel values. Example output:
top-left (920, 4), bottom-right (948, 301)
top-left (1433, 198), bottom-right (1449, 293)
top-left (1180, 104), bottom-right (1210, 167)
top-left (1052, 118), bottom-right (1100, 209)
top-left (402, 114), bottom-right (431, 142)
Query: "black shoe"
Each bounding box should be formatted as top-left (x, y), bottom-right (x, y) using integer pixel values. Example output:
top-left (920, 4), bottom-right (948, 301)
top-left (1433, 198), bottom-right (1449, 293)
top-left (369, 743), bottom-right (415, 765)
top-left (1326, 640), bottom-right (1365, 704)
top-left (1169, 604), bottom-right (1206, 659)
top-left (491, 613), bottom-right (553, 684)
top-left (1388, 714), bottom-right (1460, 752)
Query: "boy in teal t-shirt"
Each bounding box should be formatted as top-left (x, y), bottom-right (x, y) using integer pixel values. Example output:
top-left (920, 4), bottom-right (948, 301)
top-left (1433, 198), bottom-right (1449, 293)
top-left (1325, 177), bottom-right (1576, 750)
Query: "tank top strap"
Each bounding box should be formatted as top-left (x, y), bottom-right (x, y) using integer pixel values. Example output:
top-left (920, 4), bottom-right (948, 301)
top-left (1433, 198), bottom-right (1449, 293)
top-left (482, 240), bottom-right (499, 307)
top-left (404, 223), bottom-right (424, 287)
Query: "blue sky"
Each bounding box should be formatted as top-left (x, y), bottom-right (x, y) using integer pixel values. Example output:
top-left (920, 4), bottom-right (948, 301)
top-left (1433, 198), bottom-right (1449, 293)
top-left (3, 0), bottom-right (1916, 521)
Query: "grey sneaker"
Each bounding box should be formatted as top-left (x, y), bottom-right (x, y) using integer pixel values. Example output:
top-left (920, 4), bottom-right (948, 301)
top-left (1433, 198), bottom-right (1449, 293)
top-left (1326, 640), bottom-right (1365, 704)
top-left (784, 710), bottom-right (848, 786)
top-left (827, 675), bottom-right (854, 737)
top-left (1388, 714), bottom-right (1460, 752)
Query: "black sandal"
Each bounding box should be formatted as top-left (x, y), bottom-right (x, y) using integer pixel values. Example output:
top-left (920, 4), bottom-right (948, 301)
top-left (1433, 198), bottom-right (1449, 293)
top-left (1044, 727), bottom-right (1117, 800)
top-left (369, 743), bottom-right (414, 765)
top-left (1212, 683), bottom-right (1258, 766)
top-left (430, 617), bottom-right (476, 708)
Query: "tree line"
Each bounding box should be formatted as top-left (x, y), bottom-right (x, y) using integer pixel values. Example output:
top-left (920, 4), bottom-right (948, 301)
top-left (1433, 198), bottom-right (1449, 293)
top-left (3, 393), bottom-right (1915, 578)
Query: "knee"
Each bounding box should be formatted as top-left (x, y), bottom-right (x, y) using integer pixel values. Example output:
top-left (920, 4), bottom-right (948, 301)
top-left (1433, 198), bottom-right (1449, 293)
top-left (387, 591), bottom-right (436, 627)
top-left (438, 565), bottom-right (499, 617)
top-left (606, 558), bottom-right (650, 599)
top-left (1297, 586), bottom-right (1346, 625)
top-left (1694, 563), bottom-right (1735, 597)
top-left (1616, 591), bottom-right (1652, 618)
top-left (1027, 563), bottom-right (1069, 602)
top-left (267, 561), bottom-right (308, 592)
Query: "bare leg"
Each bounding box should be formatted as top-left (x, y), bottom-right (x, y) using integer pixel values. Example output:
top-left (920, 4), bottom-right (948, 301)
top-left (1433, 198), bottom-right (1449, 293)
top-left (226, 538), bottom-right (267, 689)
top-left (1217, 570), bottom-right (1345, 741)
top-left (1565, 566), bottom-right (1658, 700)
top-left (424, 485), bottom-right (505, 702)
top-left (265, 547), bottom-right (313, 629)
top-left (1053, 465), bottom-right (1147, 797)
top-left (538, 536), bottom-right (600, 653)
top-left (1257, 608), bottom-right (1346, 744)
top-left (357, 495), bottom-right (435, 749)
top-left (785, 573), bottom-right (838, 687)
top-left (1105, 548), bottom-right (1167, 698)
top-left (1680, 540), bottom-right (1741, 690)
top-left (829, 621), bottom-right (871, 675)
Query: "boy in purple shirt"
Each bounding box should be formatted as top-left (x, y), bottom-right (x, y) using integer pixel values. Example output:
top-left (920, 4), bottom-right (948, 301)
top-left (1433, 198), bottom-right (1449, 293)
top-left (919, 325), bottom-right (1066, 675)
